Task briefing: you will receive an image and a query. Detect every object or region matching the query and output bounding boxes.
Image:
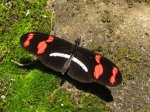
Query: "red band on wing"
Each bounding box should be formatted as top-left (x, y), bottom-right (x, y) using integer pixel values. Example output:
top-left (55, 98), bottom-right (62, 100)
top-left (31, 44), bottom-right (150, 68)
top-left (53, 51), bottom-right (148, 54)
top-left (94, 64), bottom-right (103, 79)
top-left (46, 36), bottom-right (54, 42)
top-left (95, 55), bottom-right (101, 63)
top-left (109, 67), bottom-right (118, 84)
top-left (37, 41), bottom-right (47, 54)
top-left (94, 55), bottom-right (103, 79)
top-left (24, 33), bottom-right (34, 47)
top-left (37, 35), bottom-right (54, 54)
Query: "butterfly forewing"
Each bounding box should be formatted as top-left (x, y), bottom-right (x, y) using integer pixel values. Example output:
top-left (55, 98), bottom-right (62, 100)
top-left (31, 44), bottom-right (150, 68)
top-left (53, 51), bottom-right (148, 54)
top-left (20, 32), bottom-right (73, 72)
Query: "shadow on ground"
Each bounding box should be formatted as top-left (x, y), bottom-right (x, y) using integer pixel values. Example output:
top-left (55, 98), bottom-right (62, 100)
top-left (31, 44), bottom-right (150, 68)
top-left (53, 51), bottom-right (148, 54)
top-left (17, 58), bottom-right (113, 102)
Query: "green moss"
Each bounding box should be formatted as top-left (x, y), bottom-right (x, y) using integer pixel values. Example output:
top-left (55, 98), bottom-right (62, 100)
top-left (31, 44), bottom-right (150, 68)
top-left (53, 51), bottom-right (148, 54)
top-left (48, 88), bottom-right (110, 112)
top-left (8, 70), bottom-right (59, 111)
top-left (91, 44), bottom-right (102, 52)
top-left (80, 94), bottom-right (110, 112)
top-left (141, 105), bottom-right (150, 112)
top-left (114, 45), bottom-right (140, 81)
top-left (49, 88), bottom-right (77, 111)
top-left (91, 43), bottom-right (112, 56)
top-left (101, 11), bottom-right (112, 23)
top-left (0, 0), bottom-right (55, 111)
top-left (101, 11), bottom-right (115, 38)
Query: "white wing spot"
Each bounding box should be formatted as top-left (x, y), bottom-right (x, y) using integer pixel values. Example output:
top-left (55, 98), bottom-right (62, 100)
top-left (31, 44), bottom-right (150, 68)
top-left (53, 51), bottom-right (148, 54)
top-left (49, 52), bottom-right (88, 72)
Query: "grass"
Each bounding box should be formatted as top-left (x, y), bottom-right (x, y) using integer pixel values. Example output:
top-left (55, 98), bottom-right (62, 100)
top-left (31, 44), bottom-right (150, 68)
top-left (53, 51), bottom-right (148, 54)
top-left (0, 0), bottom-right (110, 112)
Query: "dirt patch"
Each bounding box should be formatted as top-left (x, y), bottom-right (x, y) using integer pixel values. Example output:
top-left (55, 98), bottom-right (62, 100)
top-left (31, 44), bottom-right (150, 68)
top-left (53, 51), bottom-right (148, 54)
top-left (46, 0), bottom-right (150, 111)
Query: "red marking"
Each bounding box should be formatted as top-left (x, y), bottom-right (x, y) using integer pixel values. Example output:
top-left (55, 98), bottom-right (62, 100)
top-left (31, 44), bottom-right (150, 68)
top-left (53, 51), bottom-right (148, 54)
top-left (95, 55), bottom-right (101, 63)
top-left (110, 67), bottom-right (118, 84)
top-left (37, 41), bottom-right (47, 54)
top-left (24, 33), bottom-right (34, 47)
top-left (94, 55), bottom-right (103, 79)
top-left (46, 36), bottom-right (54, 42)
top-left (94, 64), bottom-right (103, 79)
top-left (37, 35), bottom-right (54, 54)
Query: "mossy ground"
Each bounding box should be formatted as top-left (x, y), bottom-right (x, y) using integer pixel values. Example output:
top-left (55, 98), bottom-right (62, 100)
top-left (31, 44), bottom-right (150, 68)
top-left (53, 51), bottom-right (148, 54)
top-left (0, 1), bottom-right (110, 112)
top-left (91, 10), bottom-right (140, 83)
top-left (127, 0), bottom-right (150, 6)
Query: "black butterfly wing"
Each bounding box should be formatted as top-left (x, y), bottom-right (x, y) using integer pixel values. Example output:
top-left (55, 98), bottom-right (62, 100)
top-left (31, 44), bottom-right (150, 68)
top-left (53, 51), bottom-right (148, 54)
top-left (67, 47), bottom-right (122, 87)
top-left (20, 32), bottom-right (73, 72)
top-left (20, 32), bottom-right (122, 87)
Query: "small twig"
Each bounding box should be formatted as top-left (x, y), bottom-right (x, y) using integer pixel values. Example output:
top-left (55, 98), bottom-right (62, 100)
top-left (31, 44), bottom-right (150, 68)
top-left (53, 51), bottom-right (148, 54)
top-left (50, 9), bottom-right (55, 35)
top-left (0, 54), bottom-right (5, 60)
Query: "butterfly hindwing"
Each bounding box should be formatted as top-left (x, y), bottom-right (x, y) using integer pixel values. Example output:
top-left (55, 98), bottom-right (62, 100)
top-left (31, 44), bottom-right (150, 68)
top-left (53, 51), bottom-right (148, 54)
top-left (93, 55), bottom-right (122, 86)
top-left (67, 47), bottom-right (122, 86)
top-left (67, 48), bottom-right (95, 83)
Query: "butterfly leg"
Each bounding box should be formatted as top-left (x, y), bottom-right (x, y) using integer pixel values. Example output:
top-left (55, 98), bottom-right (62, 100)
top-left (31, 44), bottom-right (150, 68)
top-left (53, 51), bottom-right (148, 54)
top-left (11, 57), bottom-right (39, 67)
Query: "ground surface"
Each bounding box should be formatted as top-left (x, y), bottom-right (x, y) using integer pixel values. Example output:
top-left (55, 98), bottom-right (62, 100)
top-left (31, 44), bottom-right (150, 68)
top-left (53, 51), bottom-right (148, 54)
top-left (0, 0), bottom-right (149, 112)
top-left (46, 0), bottom-right (150, 111)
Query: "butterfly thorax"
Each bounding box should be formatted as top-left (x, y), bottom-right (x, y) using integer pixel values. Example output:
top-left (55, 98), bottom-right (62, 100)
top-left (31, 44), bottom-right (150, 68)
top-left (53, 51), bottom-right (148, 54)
top-left (62, 38), bottom-right (81, 74)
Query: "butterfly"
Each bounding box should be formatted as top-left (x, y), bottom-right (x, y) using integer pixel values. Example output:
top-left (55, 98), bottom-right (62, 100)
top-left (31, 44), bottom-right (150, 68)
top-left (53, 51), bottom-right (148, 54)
top-left (20, 32), bottom-right (122, 87)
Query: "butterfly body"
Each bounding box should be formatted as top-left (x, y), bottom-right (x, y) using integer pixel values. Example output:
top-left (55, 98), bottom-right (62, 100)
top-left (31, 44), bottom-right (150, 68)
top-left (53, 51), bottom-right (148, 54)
top-left (20, 32), bottom-right (122, 87)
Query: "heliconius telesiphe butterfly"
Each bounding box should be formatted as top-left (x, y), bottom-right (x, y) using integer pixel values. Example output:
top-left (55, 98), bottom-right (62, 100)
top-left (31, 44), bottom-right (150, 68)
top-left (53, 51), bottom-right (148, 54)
top-left (20, 32), bottom-right (122, 87)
